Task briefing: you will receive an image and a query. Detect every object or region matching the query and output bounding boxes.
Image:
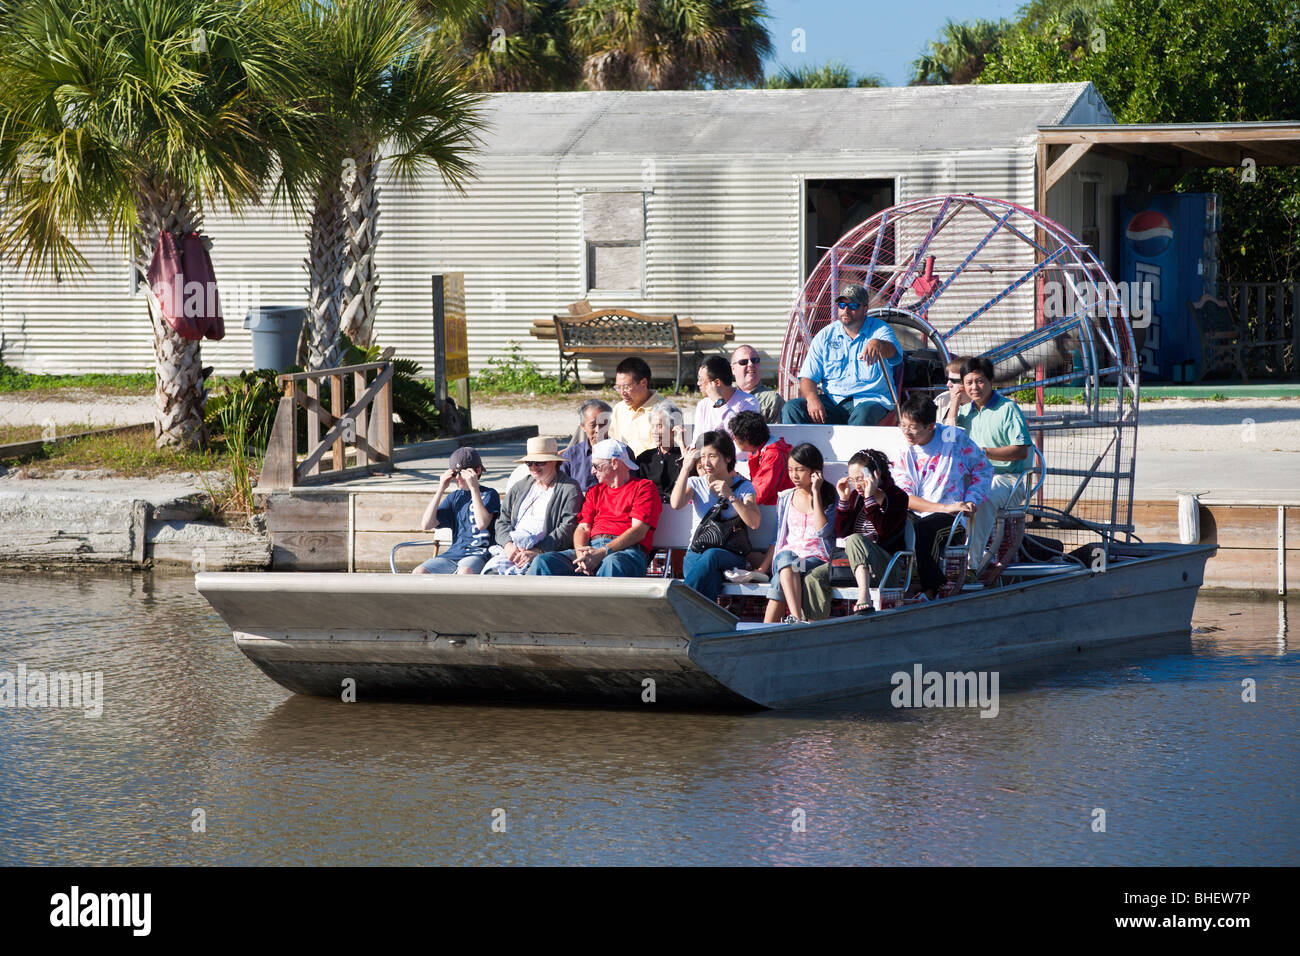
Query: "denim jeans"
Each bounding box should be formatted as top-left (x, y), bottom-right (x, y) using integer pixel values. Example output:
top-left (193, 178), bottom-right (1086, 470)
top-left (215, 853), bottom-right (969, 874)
top-left (782, 395), bottom-right (889, 426)
top-left (682, 547), bottom-right (747, 602)
top-left (527, 535), bottom-right (649, 578)
top-left (417, 553), bottom-right (488, 574)
top-left (765, 549), bottom-right (826, 600)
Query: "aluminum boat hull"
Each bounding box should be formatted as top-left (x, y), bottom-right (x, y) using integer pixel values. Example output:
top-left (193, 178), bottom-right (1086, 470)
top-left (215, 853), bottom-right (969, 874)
top-left (194, 542), bottom-right (1213, 709)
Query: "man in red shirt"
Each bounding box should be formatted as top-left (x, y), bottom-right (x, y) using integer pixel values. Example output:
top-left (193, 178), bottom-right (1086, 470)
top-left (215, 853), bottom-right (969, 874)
top-left (727, 411), bottom-right (793, 505)
top-left (528, 439), bottom-right (662, 577)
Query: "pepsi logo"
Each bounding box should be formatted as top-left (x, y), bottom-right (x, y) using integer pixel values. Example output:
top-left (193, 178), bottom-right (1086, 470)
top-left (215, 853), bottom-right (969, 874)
top-left (1126, 210), bottom-right (1173, 257)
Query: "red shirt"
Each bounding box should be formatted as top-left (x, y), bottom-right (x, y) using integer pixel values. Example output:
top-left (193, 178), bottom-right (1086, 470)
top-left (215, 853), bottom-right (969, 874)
top-left (748, 438), bottom-right (795, 505)
top-left (579, 477), bottom-right (663, 552)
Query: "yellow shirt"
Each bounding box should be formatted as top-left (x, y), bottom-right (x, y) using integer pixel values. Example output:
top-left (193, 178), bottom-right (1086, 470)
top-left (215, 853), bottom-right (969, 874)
top-left (609, 390), bottom-right (663, 456)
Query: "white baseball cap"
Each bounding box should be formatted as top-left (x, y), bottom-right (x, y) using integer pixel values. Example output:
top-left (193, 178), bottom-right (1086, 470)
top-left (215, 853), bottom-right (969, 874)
top-left (590, 439), bottom-right (639, 470)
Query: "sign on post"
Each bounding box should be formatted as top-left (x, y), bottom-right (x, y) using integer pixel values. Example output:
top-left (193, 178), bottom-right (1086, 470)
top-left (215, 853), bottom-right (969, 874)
top-left (432, 273), bottom-right (470, 433)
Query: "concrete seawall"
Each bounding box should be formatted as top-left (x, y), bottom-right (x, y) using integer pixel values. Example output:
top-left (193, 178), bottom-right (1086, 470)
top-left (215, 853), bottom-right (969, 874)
top-left (0, 475), bottom-right (270, 571)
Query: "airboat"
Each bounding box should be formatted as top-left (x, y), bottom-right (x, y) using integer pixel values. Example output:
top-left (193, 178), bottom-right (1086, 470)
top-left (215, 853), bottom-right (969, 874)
top-left (196, 196), bottom-right (1213, 709)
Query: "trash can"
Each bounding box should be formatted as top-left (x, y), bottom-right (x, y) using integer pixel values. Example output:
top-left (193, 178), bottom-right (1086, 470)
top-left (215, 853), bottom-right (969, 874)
top-left (244, 306), bottom-right (306, 371)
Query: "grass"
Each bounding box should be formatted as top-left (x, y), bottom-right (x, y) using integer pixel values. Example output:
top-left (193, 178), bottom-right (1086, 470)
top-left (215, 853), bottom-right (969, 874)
top-left (0, 421), bottom-right (106, 445)
top-left (0, 423), bottom-right (49, 444)
top-left (0, 363), bottom-right (153, 395)
top-left (1, 427), bottom-right (229, 478)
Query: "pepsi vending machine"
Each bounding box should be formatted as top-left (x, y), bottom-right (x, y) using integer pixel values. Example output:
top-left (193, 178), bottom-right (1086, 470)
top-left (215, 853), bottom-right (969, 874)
top-left (1118, 193), bottom-right (1220, 381)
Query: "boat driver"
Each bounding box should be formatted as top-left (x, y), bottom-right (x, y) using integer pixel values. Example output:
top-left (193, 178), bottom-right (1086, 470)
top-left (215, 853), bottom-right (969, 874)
top-left (528, 439), bottom-right (663, 578)
top-left (781, 282), bottom-right (903, 427)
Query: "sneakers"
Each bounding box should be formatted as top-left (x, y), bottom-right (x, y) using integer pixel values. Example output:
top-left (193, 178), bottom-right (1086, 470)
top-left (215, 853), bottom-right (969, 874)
top-left (780, 614), bottom-right (808, 625)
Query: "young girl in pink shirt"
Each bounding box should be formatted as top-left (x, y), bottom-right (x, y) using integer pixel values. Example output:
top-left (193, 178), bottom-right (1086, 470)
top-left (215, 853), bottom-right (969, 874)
top-left (760, 442), bottom-right (837, 624)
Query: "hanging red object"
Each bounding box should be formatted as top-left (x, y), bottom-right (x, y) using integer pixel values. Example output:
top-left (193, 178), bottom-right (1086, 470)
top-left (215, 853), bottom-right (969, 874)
top-left (146, 229), bottom-right (225, 341)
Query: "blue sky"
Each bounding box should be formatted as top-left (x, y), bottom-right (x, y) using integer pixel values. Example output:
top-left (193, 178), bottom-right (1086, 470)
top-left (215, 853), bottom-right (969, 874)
top-left (761, 0), bottom-right (1027, 87)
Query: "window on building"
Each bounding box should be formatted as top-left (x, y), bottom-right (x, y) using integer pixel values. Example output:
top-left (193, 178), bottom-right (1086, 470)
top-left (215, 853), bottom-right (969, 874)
top-left (1081, 179), bottom-right (1101, 258)
top-left (583, 191), bottom-right (645, 294)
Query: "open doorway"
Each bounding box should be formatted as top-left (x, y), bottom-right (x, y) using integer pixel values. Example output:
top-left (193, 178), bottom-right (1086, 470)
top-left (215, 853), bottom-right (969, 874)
top-left (803, 179), bottom-right (895, 281)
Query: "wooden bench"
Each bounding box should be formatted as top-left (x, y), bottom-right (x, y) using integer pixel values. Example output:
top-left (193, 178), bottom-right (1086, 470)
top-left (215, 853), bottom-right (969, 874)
top-left (531, 310), bottom-right (735, 389)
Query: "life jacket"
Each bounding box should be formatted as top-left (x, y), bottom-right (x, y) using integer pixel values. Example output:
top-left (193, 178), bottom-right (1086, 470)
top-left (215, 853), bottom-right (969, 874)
top-left (146, 229), bottom-right (225, 341)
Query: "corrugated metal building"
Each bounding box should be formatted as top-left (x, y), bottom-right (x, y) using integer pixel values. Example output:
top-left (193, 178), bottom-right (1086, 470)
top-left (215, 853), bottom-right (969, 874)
top-left (0, 82), bottom-right (1121, 378)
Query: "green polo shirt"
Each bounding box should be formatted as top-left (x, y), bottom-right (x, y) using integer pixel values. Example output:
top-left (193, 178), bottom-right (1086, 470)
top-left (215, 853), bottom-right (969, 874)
top-left (957, 392), bottom-right (1030, 474)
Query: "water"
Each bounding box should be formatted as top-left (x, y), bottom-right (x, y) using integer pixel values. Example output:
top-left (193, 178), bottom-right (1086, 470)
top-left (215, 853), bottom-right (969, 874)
top-left (1, 571), bottom-right (1295, 866)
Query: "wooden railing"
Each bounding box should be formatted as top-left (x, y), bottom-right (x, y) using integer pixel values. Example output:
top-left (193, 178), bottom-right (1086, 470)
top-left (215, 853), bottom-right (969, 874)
top-left (258, 351), bottom-right (395, 490)
top-left (1224, 281), bottom-right (1298, 377)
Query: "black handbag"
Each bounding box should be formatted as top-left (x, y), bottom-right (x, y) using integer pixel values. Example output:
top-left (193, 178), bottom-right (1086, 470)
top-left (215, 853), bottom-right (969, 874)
top-left (689, 478), bottom-right (752, 556)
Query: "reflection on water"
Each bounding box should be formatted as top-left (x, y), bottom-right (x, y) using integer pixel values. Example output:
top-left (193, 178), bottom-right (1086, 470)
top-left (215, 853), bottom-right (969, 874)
top-left (0, 572), bottom-right (1296, 865)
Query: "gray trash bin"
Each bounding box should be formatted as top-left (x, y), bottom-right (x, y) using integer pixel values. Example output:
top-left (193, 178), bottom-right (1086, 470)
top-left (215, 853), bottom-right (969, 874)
top-left (244, 306), bottom-right (306, 371)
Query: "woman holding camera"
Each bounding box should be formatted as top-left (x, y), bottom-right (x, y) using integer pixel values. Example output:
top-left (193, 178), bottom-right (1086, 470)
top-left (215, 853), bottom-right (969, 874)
top-left (669, 430), bottom-right (761, 602)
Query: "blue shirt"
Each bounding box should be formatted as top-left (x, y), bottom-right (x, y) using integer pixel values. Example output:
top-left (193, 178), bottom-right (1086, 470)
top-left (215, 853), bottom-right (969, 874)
top-left (797, 316), bottom-right (903, 407)
top-left (686, 475), bottom-right (756, 535)
top-left (560, 440), bottom-right (596, 493)
top-left (437, 487), bottom-right (501, 560)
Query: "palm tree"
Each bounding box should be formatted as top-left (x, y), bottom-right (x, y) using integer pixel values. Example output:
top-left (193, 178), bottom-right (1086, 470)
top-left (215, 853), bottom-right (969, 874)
top-left (569, 0), bottom-right (773, 91)
top-left (423, 0), bottom-right (579, 92)
top-left (290, 0), bottom-right (485, 365)
top-left (765, 62), bottom-right (886, 89)
top-left (911, 18), bottom-right (1011, 85)
top-left (0, 0), bottom-right (307, 448)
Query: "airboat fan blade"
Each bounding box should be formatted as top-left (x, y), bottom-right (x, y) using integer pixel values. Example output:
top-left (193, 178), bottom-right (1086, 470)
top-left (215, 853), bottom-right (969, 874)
top-left (780, 194), bottom-right (1141, 553)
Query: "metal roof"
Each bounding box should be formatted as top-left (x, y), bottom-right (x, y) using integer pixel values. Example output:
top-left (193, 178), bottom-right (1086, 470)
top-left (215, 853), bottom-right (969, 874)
top-left (476, 83), bottom-right (1111, 156)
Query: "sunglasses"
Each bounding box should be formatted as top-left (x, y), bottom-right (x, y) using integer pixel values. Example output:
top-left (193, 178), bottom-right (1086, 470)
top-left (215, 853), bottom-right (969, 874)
top-left (835, 300), bottom-right (862, 311)
top-left (947, 377), bottom-right (963, 384)
top-left (733, 357), bottom-right (760, 366)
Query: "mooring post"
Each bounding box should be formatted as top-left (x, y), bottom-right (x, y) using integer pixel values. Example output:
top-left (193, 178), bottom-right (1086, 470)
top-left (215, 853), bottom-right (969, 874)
top-left (1280, 506), bottom-right (1287, 597)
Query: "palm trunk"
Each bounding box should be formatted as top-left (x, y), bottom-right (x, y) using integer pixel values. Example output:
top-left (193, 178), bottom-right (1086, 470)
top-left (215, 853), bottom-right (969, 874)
top-left (339, 142), bottom-right (381, 349)
top-left (306, 174), bottom-right (346, 370)
top-left (134, 176), bottom-right (209, 450)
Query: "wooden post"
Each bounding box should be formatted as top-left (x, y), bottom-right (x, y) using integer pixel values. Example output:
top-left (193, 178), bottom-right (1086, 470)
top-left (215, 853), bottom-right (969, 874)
top-left (353, 368), bottom-right (369, 467)
top-left (432, 275), bottom-right (448, 408)
top-left (305, 377), bottom-right (321, 477)
top-left (331, 374), bottom-right (345, 472)
top-left (258, 387), bottom-right (297, 490)
top-left (374, 372), bottom-right (393, 462)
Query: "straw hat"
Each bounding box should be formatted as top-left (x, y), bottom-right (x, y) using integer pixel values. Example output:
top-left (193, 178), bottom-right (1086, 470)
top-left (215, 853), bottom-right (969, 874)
top-left (514, 436), bottom-right (565, 463)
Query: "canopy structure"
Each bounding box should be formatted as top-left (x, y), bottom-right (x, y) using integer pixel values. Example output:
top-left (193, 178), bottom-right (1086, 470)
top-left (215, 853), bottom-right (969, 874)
top-left (1036, 121), bottom-right (1300, 210)
top-left (780, 194), bottom-right (1139, 551)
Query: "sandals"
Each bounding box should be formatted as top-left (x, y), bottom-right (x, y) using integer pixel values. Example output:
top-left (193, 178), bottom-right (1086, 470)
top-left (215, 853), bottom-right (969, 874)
top-left (853, 601), bottom-right (874, 615)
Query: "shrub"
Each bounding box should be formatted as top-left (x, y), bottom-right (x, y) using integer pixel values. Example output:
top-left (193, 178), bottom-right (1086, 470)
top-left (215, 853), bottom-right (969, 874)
top-left (471, 342), bottom-right (576, 396)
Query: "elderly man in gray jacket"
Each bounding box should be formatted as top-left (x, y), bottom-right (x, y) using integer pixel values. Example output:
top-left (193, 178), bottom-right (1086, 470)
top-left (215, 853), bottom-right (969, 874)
top-left (482, 437), bottom-right (583, 574)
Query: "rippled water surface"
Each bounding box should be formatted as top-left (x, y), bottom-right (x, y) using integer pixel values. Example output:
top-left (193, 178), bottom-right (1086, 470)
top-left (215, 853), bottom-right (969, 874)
top-left (1, 571), bottom-right (1296, 865)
